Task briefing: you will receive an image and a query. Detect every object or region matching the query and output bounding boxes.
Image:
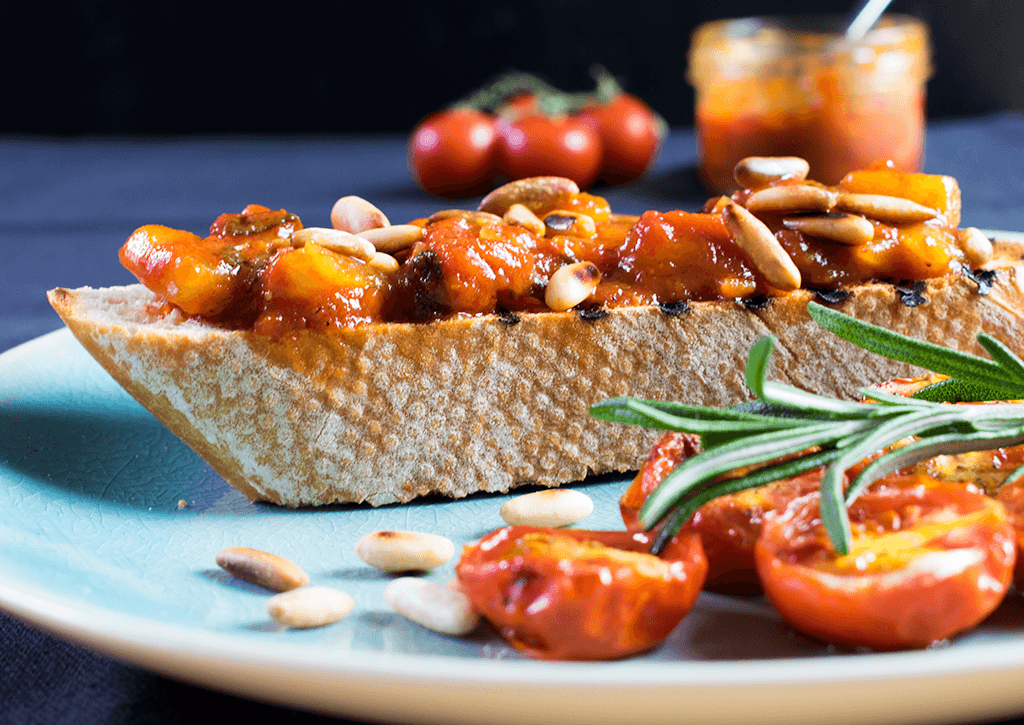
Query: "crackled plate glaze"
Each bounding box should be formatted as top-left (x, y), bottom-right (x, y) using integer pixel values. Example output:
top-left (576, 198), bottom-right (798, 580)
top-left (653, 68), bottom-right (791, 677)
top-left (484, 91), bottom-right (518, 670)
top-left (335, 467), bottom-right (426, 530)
top-left (3, 329), bottom-right (1024, 725)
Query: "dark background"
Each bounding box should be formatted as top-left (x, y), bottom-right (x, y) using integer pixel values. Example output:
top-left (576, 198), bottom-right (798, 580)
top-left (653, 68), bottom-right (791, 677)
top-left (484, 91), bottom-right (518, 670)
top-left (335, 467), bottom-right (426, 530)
top-left (1, 0), bottom-right (1021, 138)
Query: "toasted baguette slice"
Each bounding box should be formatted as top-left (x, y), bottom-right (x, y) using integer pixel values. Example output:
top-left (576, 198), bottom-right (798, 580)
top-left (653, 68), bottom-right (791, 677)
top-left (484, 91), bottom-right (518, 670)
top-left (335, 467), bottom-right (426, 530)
top-left (48, 241), bottom-right (1024, 507)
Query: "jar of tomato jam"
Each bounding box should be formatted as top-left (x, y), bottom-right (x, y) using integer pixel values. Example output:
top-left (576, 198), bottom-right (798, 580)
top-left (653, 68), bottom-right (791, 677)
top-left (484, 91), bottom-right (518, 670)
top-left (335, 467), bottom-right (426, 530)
top-left (688, 15), bottom-right (932, 192)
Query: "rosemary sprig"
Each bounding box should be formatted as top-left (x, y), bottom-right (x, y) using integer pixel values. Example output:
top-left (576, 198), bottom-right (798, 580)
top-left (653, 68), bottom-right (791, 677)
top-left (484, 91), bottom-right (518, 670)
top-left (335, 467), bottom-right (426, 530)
top-left (590, 303), bottom-right (1024, 555)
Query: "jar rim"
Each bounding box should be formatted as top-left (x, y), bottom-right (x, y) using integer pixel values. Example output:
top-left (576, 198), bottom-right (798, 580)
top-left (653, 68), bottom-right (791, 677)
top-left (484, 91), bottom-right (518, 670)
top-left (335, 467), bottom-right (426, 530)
top-left (688, 13), bottom-right (931, 84)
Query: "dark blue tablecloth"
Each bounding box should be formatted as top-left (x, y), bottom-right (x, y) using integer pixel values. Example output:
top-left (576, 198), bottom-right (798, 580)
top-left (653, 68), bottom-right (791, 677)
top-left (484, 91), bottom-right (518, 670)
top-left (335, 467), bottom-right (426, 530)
top-left (2, 115), bottom-right (1024, 724)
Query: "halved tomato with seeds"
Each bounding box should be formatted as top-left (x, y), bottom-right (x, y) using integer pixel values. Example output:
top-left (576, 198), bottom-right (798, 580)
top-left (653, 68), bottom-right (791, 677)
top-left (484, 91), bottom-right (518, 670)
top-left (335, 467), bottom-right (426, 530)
top-left (455, 525), bottom-right (707, 660)
top-left (756, 475), bottom-right (1015, 650)
top-left (620, 431), bottom-right (824, 593)
top-left (619, 431), bottom-right (700, 532)
top-left (994, 476), bottom-right (1024, 586)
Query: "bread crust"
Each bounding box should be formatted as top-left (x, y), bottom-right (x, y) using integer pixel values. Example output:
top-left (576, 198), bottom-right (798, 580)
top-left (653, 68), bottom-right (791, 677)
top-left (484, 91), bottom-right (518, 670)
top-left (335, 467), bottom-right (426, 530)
top-left (48, 241), bottom-right (1024, 507)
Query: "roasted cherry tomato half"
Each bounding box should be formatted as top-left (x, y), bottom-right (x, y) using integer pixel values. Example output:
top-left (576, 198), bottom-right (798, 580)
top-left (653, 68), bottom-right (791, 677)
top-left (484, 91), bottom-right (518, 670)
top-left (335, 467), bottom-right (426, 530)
top-left (620, 431), bottom-right (825, 593)
top-left (408, 109), bottom-right (498, 197)
top-left (580, 93), bottom-right (664, 184)
top-left (455, 526), bottom-right (707, 660)
top-left (496, 114), bottom-right (603, 190)
top-left (687, 469), bottom-right (827, 594)
top-left (756, 475), bottom-right (1015, 650)
top-left (620, 431), bottom-right (700, 532)
top-left (995, 473), bottom-right (1024, 586)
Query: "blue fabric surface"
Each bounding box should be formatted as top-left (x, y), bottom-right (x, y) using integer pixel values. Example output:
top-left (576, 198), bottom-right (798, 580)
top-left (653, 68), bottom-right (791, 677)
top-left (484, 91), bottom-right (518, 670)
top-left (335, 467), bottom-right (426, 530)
top-left (2, 116), bottom-right (1024, 724)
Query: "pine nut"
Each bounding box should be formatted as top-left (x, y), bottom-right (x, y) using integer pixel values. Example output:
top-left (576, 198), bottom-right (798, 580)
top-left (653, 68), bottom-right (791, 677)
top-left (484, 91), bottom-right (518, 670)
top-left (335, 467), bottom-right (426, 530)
top-left (702, 196), bottom-right (732, 214)
top-left (427, 209), bottom-right (502, 225)
top-left (367, 251), bottom-right (400, 273)
top-left (331, 195), bottom-right (390, 233)
top-left (960, 227), bottom-right (994, 267)
top-left (478, 176), bottom-right (579, 216)
top-left (384, 577), bottom-right (480, 636)
top-left (545, 261), bottom-right (601, 311)
top-left (357, 224), bottom-right (425, 254)
top-left (835, 193), bottom-right (938, 224)
top-left (745, 184), bottom-right (837, 214)
top-left (215, 547), bottom-right (309, 592)
top-left (722, 202), bottom-right (801, 292)
top-left (355, 530), bottom-right (455, 572)
top-left (734, 156), bottom-right (810, 189)
top-left (500, 489), bottom-right (594, 527)
top-left (266, 586), bottom-right (355, 629)
top-left (782, 212), bottom-right (876, 246)
top-left (503, 203), bottom-right (546, 236)
top-left (292, 227), bottom-right (376, 261)
top-left (543, 210), bottom-right (597, 238)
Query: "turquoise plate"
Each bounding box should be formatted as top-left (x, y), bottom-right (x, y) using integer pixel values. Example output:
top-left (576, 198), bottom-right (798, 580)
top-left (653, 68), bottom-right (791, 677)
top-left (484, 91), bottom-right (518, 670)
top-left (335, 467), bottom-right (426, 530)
top-left (3, 328), bottom-right (1024, 725)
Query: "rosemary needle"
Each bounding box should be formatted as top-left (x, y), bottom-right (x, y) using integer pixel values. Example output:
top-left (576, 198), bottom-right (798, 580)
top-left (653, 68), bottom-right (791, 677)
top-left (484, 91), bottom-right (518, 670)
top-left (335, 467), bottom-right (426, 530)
top-left (591, 303), bottom-right (1024, 555)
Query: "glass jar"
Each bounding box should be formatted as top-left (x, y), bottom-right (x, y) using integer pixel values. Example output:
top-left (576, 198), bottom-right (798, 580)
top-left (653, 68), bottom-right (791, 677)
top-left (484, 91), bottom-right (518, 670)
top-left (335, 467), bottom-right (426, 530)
top-left (688, 14), bottom-right (932, 192)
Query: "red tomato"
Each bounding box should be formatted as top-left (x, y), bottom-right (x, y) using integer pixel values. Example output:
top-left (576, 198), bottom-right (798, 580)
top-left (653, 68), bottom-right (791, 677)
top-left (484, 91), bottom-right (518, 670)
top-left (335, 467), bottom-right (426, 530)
top-left (496, 114), bottom-right (603, 190)
top-left (455, 526), bottom-right (707, 660)
top-left (495, 92), bottom-right (538, 118)
top-left (620, 431), bottom-right (699, 532)
top-left (580, 93), bottom-right (664, 184)
top-left (994, 470), bottom-right (1024, 586)
top-left (689, 469), bottom-right (827, 593)
top-left (408, 109), bottom-right (497, 198)
top-left (756, 475), bottom-right (1016, 650)
top-left (619, 431), bottom-right (825, 593)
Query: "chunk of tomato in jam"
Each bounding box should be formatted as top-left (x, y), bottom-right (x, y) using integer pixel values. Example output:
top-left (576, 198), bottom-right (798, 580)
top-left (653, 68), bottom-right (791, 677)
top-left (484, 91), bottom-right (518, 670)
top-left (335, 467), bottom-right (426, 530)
top-left (775, 220), bottom-right (964, 288)
top-left (401, 216), bottom-right (548, 315)
top-left (121, 225), bottom-right (245, 317)
top-left (119, 205), bottom-right (302, 320)
top-left (838, 165), bottom-right (962, 228)
top-left (256, 243), bottom-right (392, 335)
top-left (595, 210), bottom-right (763, 306)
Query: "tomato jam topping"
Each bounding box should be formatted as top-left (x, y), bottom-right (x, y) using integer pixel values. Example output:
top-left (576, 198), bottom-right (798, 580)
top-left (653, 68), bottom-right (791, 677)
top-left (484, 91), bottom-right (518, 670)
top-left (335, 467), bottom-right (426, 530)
top-left (119, 165), bottom-right (982, 337)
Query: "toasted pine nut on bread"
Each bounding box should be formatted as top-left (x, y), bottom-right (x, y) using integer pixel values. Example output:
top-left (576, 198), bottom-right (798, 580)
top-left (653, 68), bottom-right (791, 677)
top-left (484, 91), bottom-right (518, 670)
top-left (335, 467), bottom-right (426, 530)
top-left (47, 241), bottom-right (1024, 507)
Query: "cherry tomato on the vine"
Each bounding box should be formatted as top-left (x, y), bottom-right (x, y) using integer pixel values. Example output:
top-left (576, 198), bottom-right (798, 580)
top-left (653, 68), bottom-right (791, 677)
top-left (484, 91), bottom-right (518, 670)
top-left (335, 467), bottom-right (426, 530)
top-left (456, 525), bottom-right (707, 660)
top-left (580, 93), bottom-right (665, 184)
top-left (496, 113), bottom-right (603, 190)
top-left (495, 91), bottom-right (538, 118)
top-left (756, 475), bottom-right (1016, 650)
top-left (408, 109), bottom-right (497, 197)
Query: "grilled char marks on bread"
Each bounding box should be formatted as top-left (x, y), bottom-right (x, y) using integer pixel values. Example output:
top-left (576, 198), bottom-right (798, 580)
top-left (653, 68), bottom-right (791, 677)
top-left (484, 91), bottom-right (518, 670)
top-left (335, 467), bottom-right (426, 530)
top-left (47, 242), bottom-right (1024, 507)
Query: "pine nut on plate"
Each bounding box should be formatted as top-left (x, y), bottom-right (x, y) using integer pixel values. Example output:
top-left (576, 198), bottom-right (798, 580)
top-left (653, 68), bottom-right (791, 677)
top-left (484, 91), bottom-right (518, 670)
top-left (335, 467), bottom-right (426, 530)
top-left (355, 530), bottom-right (456, 572)
top-left (267, 586), bottom-right (356, 629)
top-left (500, 489), bottom-right (594, 527)
top-left (384, 577), bottom-right (480, 636)
top-left (215, 547), bottom-right (309, 592)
